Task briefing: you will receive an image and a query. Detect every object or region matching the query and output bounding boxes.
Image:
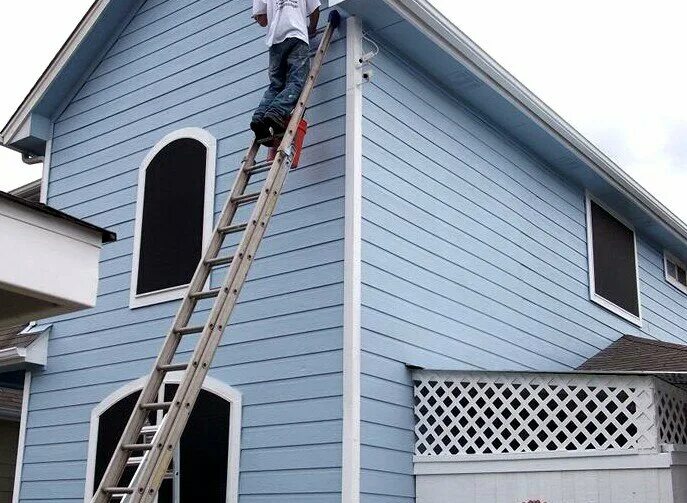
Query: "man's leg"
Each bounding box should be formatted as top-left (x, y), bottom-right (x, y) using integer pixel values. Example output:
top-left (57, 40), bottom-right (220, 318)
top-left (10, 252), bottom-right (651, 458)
top-left (251, 42), bottom-right (288, 136)
top-left (263, 39), bottom-right (311, 131)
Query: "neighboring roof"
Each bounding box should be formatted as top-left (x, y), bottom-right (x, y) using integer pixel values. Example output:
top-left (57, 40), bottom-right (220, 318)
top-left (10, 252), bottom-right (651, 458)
top-left (579, 335), bottom-right (687, 372)
top-left (0, 324), bottom-right (51, 371)
top-left (0, 189), bottom-right (116, 243)
top-left (0, 387), bottom-right (22, 420)
top-left (9, 179), bottom-right (41, 202)
top-left (3, 0), bottom-right (687, 258)
top-left (0, 324), bottom-right (38, 351)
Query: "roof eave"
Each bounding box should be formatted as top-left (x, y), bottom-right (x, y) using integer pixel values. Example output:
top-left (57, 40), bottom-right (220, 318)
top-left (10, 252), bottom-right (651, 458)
top-left (380, 0), bottom-right (687, 248)
top-left (0, 325), bottom-right (50, 372)
top-left (0, 0), bottom-right (108, 150)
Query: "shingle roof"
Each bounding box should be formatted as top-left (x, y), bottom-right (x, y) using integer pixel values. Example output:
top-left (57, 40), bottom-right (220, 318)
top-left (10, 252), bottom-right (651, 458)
top-left (0, 387), bottom-right (23, 418)
top-left (0, 324), bottom-right (38, 351)
top-left (579, 335), bottom-right (687, 372)
top-left (0, 190), bottom-right (116, 243)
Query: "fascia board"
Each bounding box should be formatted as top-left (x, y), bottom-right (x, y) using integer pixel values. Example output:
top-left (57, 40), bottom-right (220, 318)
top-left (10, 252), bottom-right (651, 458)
top-left (379, 0), bottom-right (687, 249)
top-left (0, 0), bottom-right (110, 146)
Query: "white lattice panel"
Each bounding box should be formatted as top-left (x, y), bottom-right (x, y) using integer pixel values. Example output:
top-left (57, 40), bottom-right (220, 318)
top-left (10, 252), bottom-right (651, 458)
top-left (413, 371), bottom-right (658, 456)
top-left (656, 379), bottom-right (687, 445)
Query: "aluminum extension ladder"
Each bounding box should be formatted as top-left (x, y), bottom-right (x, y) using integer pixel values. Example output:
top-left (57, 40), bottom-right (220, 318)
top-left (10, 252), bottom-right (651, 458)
top-left (92, 10), bottom-right (341, 503)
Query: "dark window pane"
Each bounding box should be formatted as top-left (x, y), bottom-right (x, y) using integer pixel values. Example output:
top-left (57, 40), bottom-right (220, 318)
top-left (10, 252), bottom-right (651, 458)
top-left (590, 201), bottom-right (639, 317)
top-left (158, 479), bottom-right (174, 503)
top-left (678, 267), bottom-right (687, 286)
top-left (137, 139), bottom-right (207, 295)
top-left (94, 391), bottom-right (141, 490)
top-left (667, 260), bottom-right (678, 279)
top-left (165, 385), bottom-right (229, 503)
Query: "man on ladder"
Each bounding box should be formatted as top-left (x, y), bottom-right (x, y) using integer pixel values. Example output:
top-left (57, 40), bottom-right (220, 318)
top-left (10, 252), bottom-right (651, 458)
top-left (250, 0), bottom-right (321, 139)
top-left (91, 5), bottom-right (340, 501)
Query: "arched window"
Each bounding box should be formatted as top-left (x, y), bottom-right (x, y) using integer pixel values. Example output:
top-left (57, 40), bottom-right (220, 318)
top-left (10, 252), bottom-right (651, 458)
top-left (84, 375), bottom-right (241, 503)
top-left (130, 128), bottom-right (216, 308)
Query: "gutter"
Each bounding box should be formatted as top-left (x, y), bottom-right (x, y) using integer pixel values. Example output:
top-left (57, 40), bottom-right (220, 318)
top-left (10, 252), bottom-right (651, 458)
top-left (0, 347), bottom-right (29, 367)
top-left (383, 0), bottom-right (687, 247)
top-left (0, 324), bottom-right (50, 371)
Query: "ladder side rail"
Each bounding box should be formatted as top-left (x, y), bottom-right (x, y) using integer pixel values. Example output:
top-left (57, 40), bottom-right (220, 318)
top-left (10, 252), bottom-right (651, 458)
top-left (132, 18), bottom-right (340, 503)
top-left (123, 125), bottom-right (291, 503)
top-left (91, 143), bottom-right (260, 503)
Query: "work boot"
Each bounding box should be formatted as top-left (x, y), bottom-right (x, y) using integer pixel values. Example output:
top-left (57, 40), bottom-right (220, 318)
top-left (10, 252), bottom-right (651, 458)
top-left (250, 117), bottom-right (269, 140)
top-left (263, 112), bottom-right (287, 137)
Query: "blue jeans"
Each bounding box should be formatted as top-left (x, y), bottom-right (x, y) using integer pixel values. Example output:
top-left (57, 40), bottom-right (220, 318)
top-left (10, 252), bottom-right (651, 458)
top-left (253, 38), bottom-right (310, 122)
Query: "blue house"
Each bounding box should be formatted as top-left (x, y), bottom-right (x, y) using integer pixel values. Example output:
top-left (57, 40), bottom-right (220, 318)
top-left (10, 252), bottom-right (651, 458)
top-left (3, 1), bottom-right (687, 502)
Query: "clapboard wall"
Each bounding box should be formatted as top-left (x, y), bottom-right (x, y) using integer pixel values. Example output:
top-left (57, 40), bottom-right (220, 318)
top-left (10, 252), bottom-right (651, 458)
top-left (18, 1), bottom-right (347, 501)
top-left (358, 36), bottom-right (687, 502)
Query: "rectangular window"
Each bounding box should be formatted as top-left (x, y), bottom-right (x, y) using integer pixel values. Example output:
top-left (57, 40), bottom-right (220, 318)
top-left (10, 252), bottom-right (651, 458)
top-left (586, 194), bottom-right (641, 325)
top-left (664, 252), bottom-right (687, 293)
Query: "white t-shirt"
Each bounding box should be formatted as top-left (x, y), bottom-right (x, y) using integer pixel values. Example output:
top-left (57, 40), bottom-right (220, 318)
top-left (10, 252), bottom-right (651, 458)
top-left (253, 0), bottom-right (321, 47)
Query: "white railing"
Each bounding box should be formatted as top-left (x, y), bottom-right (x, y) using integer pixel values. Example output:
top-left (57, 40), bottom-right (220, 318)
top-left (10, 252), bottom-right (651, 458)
top-left (413, 371), bottom-right (671, 457)
top-left (655, 378), bottom-right (687, 445)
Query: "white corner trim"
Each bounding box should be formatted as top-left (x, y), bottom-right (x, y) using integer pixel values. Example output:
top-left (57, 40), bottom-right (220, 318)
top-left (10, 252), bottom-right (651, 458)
top-left (11, 371), bottom-right (32, 503)
top-left (342, 15), bottom-right (363, 503)
top-left (40, 124), bottom-right (54, 204)
top-left (129, 127), bottom-right (217, 309)
top-left (83, 373), bottom-right (242, 503)
top-left (585, 191), bottom-right (643, 327)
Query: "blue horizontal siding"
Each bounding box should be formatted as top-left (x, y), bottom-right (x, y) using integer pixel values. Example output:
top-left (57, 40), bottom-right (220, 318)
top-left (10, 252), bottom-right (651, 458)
top-left (359, 35), bottom-right (687, 502)
top-left (21, 1), bottom-right (347, 501)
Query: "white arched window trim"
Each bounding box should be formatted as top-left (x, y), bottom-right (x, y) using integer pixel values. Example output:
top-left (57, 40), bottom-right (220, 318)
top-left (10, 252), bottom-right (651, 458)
top-left (83, 373), bottom-right (242, 503)
top-left (129, 127), bottom-right (217, 309)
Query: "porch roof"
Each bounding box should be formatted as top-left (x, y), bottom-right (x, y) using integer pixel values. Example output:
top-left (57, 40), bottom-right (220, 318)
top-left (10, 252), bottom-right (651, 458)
top-left (579, 335), bottom-right (687, 373)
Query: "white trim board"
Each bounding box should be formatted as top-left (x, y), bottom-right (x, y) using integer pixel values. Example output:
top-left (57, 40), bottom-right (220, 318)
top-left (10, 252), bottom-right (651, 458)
top-left (11, 371), bottom-right (31, 503)
top-left (83, 373), bottom-right (242, 503)
top-left (129, 127), bottom-right (217, 309)
top-left (39, 125), bottom-right (54, 204)
top-left (585, 191), bottom-right (643, 327)
top-left (413, 451), bottom-right (677, 475)
top-left (342, 15), bottom-right (363, 503)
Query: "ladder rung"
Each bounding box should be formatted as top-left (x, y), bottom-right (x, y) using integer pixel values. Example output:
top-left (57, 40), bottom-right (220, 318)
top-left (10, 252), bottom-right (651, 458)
top-left (232, 192), bottom-right (261, 205)
top-left (140, 402), bottom-right (172, 411)
top-left (92, 15), bottom-right (338, 501)
top-left (190, 288), bottom-right (221, 300)
top-left (103, 487), bottom-right (134, 495)
top-left (174, 325), bottom-right (204, 336)
top-left (257, 133), bottom-right (284, 146)
top-left (219, 223), bottom-right (248, 235)
top-left (157, 363), bottom-right (189, 373)
top-left (245, 159), bottom-right (273, 174)
top-left (205, 255), bottom-right (234, 268)
top-left (122, 443), bottom-right (153, 451)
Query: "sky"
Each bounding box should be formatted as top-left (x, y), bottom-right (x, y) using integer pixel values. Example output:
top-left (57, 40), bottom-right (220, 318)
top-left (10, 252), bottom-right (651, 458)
top-left (0, 1), bottom-right (685, 220)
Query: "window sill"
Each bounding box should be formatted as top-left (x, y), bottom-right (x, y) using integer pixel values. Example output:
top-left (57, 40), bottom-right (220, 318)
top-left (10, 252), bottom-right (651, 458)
top-left (130, 284), bottom-right (188, 309)
top-left (666, 276), bottom-right (687, 296)
top-left (590, 292), bottom-right (642, 327)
